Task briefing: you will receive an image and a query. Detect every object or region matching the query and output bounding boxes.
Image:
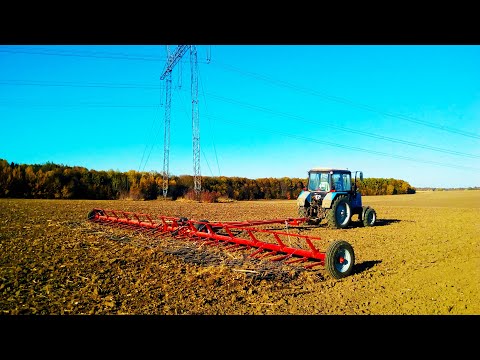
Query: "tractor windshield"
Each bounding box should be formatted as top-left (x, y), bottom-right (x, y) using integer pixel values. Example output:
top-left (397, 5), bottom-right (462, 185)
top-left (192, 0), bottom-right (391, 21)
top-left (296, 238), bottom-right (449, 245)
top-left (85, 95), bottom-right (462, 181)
top-left (308, 171), bottom-right (352, 192)
top-left (308, 172), bottom-right (331, 192)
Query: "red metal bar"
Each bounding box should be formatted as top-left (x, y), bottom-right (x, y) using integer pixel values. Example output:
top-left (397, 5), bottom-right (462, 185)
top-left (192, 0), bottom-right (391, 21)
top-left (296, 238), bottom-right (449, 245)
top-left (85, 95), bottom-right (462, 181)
top-left (87, 208), bottom-right (325, 263)
top-left (219, 218), bottom-right (307, 227)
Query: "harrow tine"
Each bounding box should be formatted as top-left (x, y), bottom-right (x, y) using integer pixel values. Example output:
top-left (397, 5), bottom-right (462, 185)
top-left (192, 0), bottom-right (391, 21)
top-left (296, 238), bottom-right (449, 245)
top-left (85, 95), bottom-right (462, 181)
top-left (304, 262), bottom-right (324, 269)
top-left (249, 248), bottom-right (265, 258)
top-left (285, 257), bottom-right (308, 265)
top-left (223, 243), bottom-right (243, 251)
top-left (268, 254), bottom-right (292, 262)
top-left (255, 251), bottom-right (278, 259)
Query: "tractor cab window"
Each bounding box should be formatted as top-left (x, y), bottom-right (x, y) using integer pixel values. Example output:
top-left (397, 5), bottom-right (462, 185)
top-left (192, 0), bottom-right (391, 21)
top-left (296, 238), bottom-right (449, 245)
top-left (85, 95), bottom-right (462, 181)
top-left (308, 173), bottom-right (320, 191)
top-left (308, 172), bottom-right (330, 191)
top-left (332, 173), bottom-right (351, 192)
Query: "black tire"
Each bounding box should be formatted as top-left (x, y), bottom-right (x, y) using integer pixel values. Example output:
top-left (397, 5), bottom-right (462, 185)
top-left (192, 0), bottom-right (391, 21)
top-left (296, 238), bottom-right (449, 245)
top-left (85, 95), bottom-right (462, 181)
top-left (362, 207), bottom-right (376, 227)
top-left (298, 206), bottom-right (308, 217)
top-left (172, 217), bottom-right (189, 236)
top-left (307, 218), bottom-right (321, 225)
top-left (178, 217), bottom-right (189, 225)
top-left (327, 195), bottom-right (351, 229)
top-left (325, 240), bottom-right (355, 279)
top-left (87, 209), bottom-right (103, 220)
top-left (194, 219), bottom-right (209, 232)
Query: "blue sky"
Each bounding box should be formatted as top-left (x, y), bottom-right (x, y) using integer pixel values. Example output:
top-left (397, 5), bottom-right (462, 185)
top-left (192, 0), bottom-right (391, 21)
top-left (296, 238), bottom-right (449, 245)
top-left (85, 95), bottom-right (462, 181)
top-left (1, 45), bottom-right (479, 188)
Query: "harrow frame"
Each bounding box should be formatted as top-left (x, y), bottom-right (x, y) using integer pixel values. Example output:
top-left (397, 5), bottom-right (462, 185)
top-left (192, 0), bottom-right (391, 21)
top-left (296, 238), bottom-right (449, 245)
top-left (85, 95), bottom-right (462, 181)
top-left (87, 208), bottom-right (355, 279)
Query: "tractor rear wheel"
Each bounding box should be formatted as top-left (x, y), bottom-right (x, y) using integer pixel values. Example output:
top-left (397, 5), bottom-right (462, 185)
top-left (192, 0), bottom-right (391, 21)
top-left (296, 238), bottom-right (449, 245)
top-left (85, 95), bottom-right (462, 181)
top-left (327, 195), bottom-right (351, 229)
top-left (325, 240), bottom-right (355, 279)
top-left (362, 207), bottom-right (376, 227)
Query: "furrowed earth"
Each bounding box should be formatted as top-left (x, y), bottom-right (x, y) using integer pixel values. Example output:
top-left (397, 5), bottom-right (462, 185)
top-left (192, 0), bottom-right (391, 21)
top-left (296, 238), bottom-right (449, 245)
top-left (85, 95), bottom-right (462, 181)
top-left (1, 190), bottom-right (478, 315)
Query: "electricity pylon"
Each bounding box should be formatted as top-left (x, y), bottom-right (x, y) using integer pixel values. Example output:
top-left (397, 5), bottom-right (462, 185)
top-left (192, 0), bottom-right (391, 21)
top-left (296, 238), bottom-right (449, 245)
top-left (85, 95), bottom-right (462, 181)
top-left (160, 45), bottom-right (201, 199)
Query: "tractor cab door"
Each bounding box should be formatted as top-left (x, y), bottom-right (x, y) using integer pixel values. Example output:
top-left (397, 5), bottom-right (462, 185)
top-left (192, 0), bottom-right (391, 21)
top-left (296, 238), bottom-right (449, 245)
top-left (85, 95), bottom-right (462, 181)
top-left (331, 173), bottom-right (351, 192)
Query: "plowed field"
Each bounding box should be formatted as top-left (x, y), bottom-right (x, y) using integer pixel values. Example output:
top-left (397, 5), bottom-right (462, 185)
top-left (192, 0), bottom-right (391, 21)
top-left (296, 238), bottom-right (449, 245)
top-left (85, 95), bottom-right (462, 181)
top-left (1, 190), bottom-right (479, 315)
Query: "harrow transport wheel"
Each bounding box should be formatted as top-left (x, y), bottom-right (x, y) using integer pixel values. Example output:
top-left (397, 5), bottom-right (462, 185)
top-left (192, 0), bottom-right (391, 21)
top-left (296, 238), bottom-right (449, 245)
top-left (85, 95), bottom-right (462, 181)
top-left (325, 240), bottom-right (355, 279)
top-left (171, 217), bottom-right (189, 236)
top-left (194, 219), bottom-right (209, 232)
top-left (327, 195), bottom-right (351, 229)
top-left (87, 209), bottom-right (103, 220)
top-left (362, 207), bottom-right (376, 227)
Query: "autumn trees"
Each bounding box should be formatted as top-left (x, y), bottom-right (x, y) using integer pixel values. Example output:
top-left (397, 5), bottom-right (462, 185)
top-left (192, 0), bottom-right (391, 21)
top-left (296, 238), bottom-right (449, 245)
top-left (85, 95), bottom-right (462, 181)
top-left (356, 177), bottom-right (415, 195)
top-left (0, 159), bottom-right (415, 201)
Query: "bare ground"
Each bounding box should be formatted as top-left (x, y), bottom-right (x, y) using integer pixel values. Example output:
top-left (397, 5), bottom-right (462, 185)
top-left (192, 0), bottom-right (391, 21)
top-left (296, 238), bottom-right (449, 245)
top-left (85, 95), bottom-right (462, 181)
top-left (0, 190), bottom-right (479, 316)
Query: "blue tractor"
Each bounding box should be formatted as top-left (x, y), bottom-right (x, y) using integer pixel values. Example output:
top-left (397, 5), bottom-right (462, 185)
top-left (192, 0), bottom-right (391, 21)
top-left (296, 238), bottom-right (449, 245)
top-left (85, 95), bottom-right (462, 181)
top-left (297, 168), bottom-right (376, 229)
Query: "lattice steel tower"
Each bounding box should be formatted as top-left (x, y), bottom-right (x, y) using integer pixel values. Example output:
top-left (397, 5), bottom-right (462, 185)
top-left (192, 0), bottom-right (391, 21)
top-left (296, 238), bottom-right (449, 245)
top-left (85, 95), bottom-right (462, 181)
top-left (160, 45), bottom-right (201, 199)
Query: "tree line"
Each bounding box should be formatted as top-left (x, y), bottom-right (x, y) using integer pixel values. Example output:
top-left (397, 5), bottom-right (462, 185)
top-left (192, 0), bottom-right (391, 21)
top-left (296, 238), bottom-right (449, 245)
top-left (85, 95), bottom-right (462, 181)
top-left (0, 159), bottom-right (415, 201)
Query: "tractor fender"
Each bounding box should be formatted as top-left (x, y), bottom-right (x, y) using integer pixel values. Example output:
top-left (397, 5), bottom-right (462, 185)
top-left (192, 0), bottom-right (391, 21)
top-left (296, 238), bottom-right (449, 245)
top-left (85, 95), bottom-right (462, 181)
top-left (321, 192), bottom-right (336, 208)
top-left (322, 192), bottom-right (349, 208)
top-left (297, 190), bottom-right (311, 207)
top-left (351, 192), bottom-right (363, 208)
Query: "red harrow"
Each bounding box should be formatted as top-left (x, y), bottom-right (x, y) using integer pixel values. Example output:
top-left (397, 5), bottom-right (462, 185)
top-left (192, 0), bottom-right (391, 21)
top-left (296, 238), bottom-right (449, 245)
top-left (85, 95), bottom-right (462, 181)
top-left (87, 208), bottom-right (355, 279)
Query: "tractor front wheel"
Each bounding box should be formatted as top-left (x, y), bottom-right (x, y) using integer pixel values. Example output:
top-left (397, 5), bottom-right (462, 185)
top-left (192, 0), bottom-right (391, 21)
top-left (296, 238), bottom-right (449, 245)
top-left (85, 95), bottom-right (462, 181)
top-left (327, 195), bottom-right (351, 229)
top-left (325, 240), bottom-right (355, 279)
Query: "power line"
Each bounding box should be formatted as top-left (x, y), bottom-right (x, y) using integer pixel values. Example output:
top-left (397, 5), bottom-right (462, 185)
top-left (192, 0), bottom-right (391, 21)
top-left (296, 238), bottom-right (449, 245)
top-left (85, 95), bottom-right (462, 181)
top-left (138, 104), bottom-right (163, 172)
top-left (173, 82), bottom-right (214, 177)
top-left (203, 92), bottom-right (480, 160)
top-left (212, 61), bottom-right (480, 140)
top-left (2, 46), bottom-right (477, 140)
top-left (0, 79), bottom-right (159, 89)
top-left (2, 79), bottom-right (477, 159)
top-left (5, 91), bottom-right (477, 161)
top-left (198, 62), bottom-right (221, 176)
top-left (206, 114), bottom-right (480, 172)
top-left (0, 47), bottom-right (166, 62)
top-left (0, 102), bottom-right (159, 108)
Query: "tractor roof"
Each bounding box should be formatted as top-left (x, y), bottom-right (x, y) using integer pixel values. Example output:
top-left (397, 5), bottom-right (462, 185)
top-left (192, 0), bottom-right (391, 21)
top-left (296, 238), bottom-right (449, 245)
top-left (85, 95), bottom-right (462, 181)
top-left (309, 168), bottom-right (351, 173)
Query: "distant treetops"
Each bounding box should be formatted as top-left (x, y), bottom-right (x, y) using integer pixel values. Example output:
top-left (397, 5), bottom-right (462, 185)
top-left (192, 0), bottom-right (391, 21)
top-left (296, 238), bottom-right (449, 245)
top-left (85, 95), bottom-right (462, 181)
top-left (0, 159), bottom-right (415, 201)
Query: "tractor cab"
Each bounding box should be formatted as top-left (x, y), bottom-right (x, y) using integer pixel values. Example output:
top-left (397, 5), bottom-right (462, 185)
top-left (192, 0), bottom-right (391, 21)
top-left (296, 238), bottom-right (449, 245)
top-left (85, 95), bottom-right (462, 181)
top-left (307, 168), bottom-right (352, 193)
